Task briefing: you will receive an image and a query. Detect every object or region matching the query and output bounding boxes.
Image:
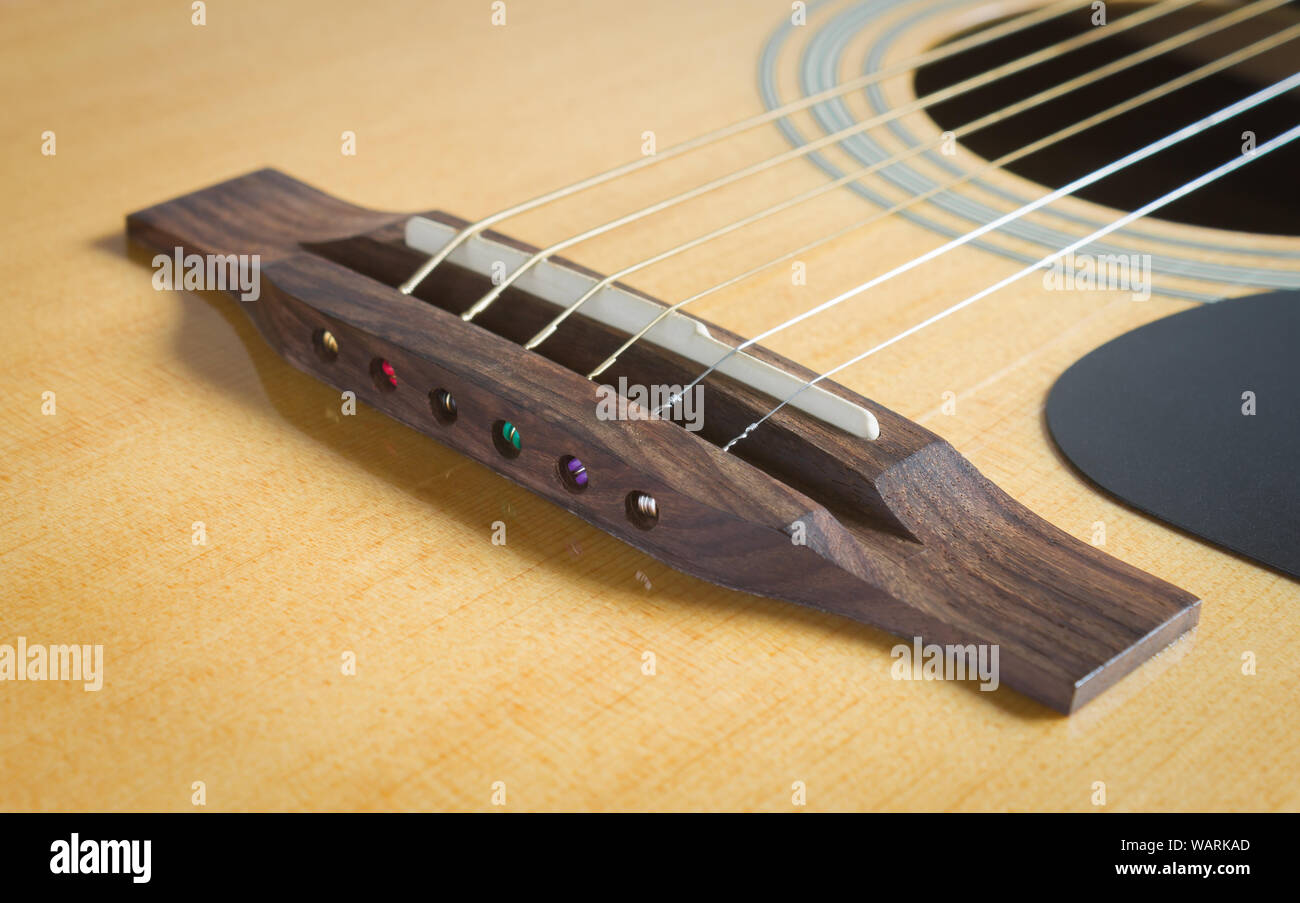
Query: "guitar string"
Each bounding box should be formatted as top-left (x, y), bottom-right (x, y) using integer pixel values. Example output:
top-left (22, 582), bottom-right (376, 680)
top-left (520, 0), bottom-right (1286, 354)
top-left (585, 22), bottom-right (1299, 379)
top-left (721, 121), bottom-right (1300, 451)
top-left (449, 0), bottom-right (1201, 323)
top-left (396, 0), bottom-right (1089, 296)
top-left (653, 73), bottom-right (1300, 422)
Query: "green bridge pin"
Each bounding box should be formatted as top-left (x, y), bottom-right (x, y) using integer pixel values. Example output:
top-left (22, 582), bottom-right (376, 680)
top-left (501, 421), bottom-right (521, 451)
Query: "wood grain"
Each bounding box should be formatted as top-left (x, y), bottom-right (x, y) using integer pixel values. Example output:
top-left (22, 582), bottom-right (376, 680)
top-left (1, 0), bottom-right (1296, 810)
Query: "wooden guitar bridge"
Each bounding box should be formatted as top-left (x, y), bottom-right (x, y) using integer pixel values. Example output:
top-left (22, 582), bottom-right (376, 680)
top-left (126, 169), bottom-right (1199, 713)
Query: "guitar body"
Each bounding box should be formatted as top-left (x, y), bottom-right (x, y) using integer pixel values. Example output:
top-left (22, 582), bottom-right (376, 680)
top-left (2, 0), bottom-right (1296, 810)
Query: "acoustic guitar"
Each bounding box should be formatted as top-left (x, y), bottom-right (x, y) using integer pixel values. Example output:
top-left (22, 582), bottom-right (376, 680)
top-left (3, 0), bottom-right (1297, 812)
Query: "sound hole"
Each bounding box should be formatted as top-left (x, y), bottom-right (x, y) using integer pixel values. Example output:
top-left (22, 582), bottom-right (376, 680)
top-left (914, 2), bottom-right (1300, 235)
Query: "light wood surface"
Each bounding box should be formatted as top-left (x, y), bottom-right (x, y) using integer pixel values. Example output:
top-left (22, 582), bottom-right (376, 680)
top-left (1, 0), bottom-right (1296, 811)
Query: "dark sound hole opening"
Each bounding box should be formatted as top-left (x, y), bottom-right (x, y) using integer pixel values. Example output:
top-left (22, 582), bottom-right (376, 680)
top-left (913, 2), bottom-right (1300, 236)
